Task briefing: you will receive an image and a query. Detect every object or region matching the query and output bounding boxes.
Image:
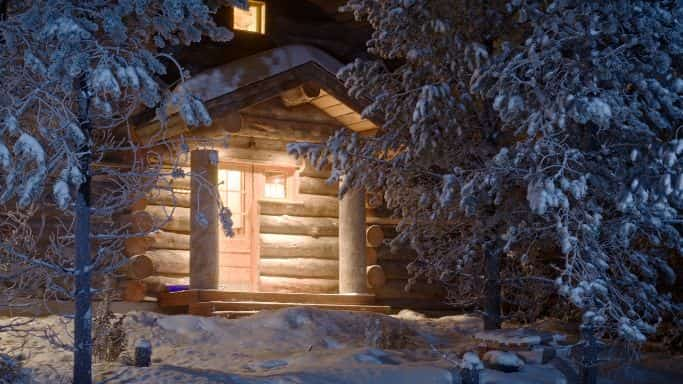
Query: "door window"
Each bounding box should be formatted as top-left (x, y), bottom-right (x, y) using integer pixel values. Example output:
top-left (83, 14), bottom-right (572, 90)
top-left (219, 169), bottom-right (245, 230)
top-left (263, 172), bottom-right (286, 199)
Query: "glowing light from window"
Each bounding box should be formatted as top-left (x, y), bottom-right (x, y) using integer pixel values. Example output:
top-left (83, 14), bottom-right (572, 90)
top-left (233, 1), bottom-right (266, 34)
top-left (264, 173), bottom-right (286, 199)
top-left (219, 169), bottom-right (244, 229)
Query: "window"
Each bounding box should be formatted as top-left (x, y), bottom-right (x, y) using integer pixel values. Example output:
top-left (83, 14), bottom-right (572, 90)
top-left (219, 169), bottom-right (244, 229)
top-left (233, 1), bottom-right (266, 34)
top-left (264, 172), bottom-right (286, 199)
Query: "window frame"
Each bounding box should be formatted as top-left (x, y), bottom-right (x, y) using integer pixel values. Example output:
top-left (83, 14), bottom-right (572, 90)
top-left (232, 1), bottom-right (266, 34)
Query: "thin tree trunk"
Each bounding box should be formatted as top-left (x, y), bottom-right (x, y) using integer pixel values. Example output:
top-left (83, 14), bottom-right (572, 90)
top-left (483, 248), bottom-right (501, 330)
top-left (73, 77), bottom-right (92, 384)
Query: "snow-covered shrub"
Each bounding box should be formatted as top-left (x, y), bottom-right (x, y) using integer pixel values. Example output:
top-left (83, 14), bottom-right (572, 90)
top-left (292, 0), bottom-right (681, 343)
top-left (0, 353), bottom-right (28, 384)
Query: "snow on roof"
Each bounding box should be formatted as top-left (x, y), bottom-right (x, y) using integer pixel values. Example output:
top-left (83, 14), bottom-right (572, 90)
top-left (175, 45), bottom-right (377, 132)
top-left (177, 44), bottom-right (344, 103)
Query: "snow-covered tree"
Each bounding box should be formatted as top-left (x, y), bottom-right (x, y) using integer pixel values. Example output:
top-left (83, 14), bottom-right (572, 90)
top-left (291, 0), bottom-right (681, 343)
top-left (0, 1), bottom-right (243, 382)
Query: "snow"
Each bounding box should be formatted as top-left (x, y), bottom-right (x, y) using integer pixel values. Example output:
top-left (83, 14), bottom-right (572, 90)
top-left (173, 45), bottom-right (343, 105)
top-left (483, 350), bottom-right (525, 370)
top-left (0, 309), bottom-right (490, 383)
top-left (14, 133), bottom-right (45, 164)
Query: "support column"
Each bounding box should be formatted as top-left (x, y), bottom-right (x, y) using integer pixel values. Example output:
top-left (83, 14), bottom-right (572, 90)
top-left (339, 187), bottom-right (367, 294)
top-left (190, 149), bottom-right (219, 289)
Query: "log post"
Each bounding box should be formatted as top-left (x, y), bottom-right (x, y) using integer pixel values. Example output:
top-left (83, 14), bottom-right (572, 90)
top-left (190, 149), bottom-right (220, 289)
top-left (338, 188), bottom-right (367, 294)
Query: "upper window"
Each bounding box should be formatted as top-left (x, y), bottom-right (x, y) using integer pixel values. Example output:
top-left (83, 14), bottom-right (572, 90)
top-left (233, 1), bottom-right (266, 34)
top-left (264, 172), bottom-right (286, 199)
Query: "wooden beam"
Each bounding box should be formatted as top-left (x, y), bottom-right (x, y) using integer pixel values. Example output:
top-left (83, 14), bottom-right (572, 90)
top-left (366, 225), bottom-right (385, 247)
top-left (259, 276), bottom-right (338, 293)
top-left (259, 258), bottom-right (338, 279)
top-left (147, 249), bottom-right (190, 275)
top-left (145, 205), bottom-right (191, 233)
top-left (299, 176), bottom-right (338, 196)
top-left (238, 114), bottom-right (338, 143)
top-left (366, 265), bottom-right (386, 289)
top-left (189, 149), bottom-right (219, 289)
top-left (259, 215), bottom-right (338, 237)
top-left (339, 188), bottom-right (367, 294)
top-left (260, 234), bottom-right (338, 259)
top-left (258, 194), bottom-right (338, 218)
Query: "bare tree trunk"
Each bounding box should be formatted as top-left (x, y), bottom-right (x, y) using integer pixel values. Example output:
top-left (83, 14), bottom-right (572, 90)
top-left (73, 77), bottom-right (92, 384)
top-left (483, 248), bottom-right (501, 330)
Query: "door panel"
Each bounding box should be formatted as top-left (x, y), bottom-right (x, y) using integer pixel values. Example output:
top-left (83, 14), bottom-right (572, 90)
top-left (218, 164), bottom-right (254, 291)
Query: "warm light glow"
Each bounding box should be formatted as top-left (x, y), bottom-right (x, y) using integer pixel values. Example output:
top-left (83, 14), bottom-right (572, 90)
top-left (264, 173), bottom-right (286, 199)
top-left (220, 169), bottom-right (244, 228)
top-left (233, 1), bottom-right (266, 34)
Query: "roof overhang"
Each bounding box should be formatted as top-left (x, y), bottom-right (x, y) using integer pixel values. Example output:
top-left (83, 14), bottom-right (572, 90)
top-left (135, 45), bottom-right (377, 141)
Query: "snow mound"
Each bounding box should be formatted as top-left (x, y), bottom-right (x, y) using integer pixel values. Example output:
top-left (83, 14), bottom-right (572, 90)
top-left (483, 350), bottom-right (525, 372)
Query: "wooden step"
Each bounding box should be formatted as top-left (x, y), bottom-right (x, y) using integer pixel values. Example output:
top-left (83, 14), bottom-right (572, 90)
top-left (159, 289), bottom-right (376, 308)
top-left (188, 301), bottom-right (392, 316)
top-left (211, 310), bottom-right (259, 319)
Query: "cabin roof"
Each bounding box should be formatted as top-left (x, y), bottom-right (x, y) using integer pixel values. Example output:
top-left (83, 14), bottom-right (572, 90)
top-left (136, 45), bottom-right (377, 137)
top-left (177, 44), bottom-right (376, 133)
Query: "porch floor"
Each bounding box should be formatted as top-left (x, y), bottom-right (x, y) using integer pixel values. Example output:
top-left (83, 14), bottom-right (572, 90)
top-left (158, 289), bottom-right (392, 318)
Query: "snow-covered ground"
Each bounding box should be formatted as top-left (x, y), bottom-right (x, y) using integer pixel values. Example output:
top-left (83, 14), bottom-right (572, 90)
top-left (0, 308), bottom-right (680, 383)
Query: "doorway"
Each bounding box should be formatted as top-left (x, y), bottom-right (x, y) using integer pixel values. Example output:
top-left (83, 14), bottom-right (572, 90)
top-left (217, 162), bottom-right (295, 291)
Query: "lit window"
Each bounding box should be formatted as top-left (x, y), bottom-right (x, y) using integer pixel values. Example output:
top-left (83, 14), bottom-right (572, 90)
top-left (219, 169), bottom-right (244, 229)
top-left (233, 1), bottom-right (266, 34)
top-left (264, 173), bottom-right (286, 199)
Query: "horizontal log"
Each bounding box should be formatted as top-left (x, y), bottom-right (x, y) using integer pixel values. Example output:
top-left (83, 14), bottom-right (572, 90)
top-left (374, 279), bottom-right (445, 299)
top-left (119, 255), bottom-right (154, 280)
top-left (260, 234), bottom-right (338, 259)
top-left (259, 215), bottom-right (338, 237)
top-left (124, 237), bottom-right (154, 257)
top-left (259, 276), bottom-right (338, 294)
top-left (158, 174), bottom-right (192, 190)
top-left (118, 279), bottom-right (146, 302)
top-left (240, 93), bottom-right (340, 125)
top-left (258, 195), bottom-right (397, 221)
top-left (259, 258), bottom-right (338, 279)
top-left (366, 265), bottom-right (386, 289)
top-left (142, 275), bottom-right (190, 295)
top-left (146, 249), bottom-right (190, 275)
top-left (136, 111), bottom-right (241, 142)
top-left (149, 230), bottom-right (191, 250)
top-left (258, 194), bottom-right (338, 218)
top-left (145, 205), bottom-right (191, 233)
top-left (146, 188), bottom-right (191, 208)
top-left (299, 159), bottom-right (331, 179)
top-left (121, 211), bottom-right (154, 234)
top-left (366, 225), bottom-right (385, 247)
top-left (299, 176), bottom-right (338, 196)
top-left (238, 114), bottom-right (338, 143)
top-left (228, 135), bottom-right (289, 152)
top-left (130, 198), bottom-right (148, 212)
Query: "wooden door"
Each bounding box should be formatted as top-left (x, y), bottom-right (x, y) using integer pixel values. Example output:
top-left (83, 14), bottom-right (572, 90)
top-left (218, 164), bottom-right (256, 291)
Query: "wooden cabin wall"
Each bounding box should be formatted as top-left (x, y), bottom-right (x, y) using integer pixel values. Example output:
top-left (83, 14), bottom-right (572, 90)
top-left (258, 159), bottom-right (340, 293)
top-left (118, 169), bottom-right (193, 300)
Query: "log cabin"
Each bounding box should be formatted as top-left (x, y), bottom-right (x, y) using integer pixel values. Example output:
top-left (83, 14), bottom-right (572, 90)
top-left (78, 1), bottom-right (452, 317)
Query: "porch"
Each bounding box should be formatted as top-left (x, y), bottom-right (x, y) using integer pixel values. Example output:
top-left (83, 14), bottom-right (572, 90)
top-left (158, 289), bottom-right (391, 318)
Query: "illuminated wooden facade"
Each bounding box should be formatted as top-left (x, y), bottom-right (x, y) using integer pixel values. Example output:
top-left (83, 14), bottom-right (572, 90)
top-left (118, 1), bottom-right (448, 316)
